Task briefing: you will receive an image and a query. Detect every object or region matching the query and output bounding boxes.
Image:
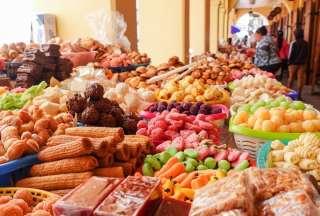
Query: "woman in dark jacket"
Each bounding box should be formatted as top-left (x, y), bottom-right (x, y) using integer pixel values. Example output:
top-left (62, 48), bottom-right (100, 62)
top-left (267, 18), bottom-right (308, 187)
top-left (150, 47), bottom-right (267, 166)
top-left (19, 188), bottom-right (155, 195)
top-left (288, 29), bottom-right (309, 99)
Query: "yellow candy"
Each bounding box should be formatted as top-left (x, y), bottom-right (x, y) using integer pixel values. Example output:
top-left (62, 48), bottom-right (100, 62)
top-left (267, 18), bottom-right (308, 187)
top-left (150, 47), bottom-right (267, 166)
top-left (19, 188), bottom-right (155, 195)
top-left (302, 120), bottom-right (317, 132)
top-left (304, 110), bottom-right (317, 120)
top-left (163, 179), bottom-right (174, 197)
top-left (248, 115), bottom-right (257, 128)
top-left (262, 120), bottom-right (276, 132)
top-left (312, 120), bottom-right (320, 130)
top-left (216, 169), bottom-right (226, 179)
top-left (278, 125), bottom-right (290, 133)
top-left (253, 119), bottom-right (263, 131)
top-left (289, 122), bottom-right (304, 133)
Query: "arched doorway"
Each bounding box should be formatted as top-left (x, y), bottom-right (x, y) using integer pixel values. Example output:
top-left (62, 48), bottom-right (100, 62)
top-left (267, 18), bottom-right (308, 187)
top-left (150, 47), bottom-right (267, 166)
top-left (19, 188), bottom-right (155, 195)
top-left (235, 12), bottom-right (269, 39)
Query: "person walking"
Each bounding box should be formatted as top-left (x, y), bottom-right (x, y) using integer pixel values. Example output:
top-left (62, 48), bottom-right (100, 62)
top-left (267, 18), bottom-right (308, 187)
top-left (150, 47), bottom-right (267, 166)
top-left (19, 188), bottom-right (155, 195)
top-left (288, 29), bottom-right (309, 99)
top-left (250, 26), bottom-right (281, 73)
top-left (273, 30), bottom-right (289, 80)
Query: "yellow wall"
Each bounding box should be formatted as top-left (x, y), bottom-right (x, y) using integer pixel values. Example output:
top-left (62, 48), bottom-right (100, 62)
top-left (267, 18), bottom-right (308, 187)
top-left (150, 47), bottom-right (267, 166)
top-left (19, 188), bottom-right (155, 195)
top-left (32, 0), bottom-right (114, 40)
top-left (189, 0), bottom-right (206, 55)
top-left (138, 0), bottom-right (185, 65)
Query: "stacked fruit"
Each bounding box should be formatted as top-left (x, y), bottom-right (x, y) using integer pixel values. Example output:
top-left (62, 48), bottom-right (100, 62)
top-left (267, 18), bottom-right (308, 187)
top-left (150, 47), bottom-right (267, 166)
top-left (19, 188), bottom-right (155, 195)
top-left (233, 97), bottom-right (320, 133)
top-left (136, 111), bottom-right (221, 146)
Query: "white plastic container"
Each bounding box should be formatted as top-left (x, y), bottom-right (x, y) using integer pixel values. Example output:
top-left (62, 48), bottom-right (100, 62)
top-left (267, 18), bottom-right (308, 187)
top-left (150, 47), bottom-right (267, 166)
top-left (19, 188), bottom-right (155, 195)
top-left (31, 14), bottom-right (57, 43)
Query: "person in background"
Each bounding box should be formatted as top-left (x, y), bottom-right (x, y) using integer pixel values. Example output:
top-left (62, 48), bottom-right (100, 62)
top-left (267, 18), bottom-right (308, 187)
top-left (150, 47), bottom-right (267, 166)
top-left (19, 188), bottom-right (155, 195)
top-left (242, 35), bottom-right (249, 47)
top-left (288, 29), bottom-right (309, 99)
top-left (272, 30), bottom-right (289, 80)
top-left (248, 31), bottom-right (255, 48)
top-left (250, 26), bottom-right (281, 73)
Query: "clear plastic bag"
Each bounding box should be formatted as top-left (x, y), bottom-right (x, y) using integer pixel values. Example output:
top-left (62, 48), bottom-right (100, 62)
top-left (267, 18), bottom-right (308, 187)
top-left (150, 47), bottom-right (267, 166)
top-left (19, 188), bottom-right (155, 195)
top-left (87, 9), bottom-right (131, 50)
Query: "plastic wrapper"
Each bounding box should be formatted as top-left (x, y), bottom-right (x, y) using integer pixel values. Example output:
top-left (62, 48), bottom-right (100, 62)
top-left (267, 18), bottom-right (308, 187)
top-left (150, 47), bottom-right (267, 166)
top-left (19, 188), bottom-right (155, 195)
top-left (94, 176), bottom-right (161, 216)
top-left (53, 177), bottom-right (122, 216)
top-left (190, 168), bottom-right (320, 216)
top-left (246, 168), bottom-right (320, 202)
top-left (87, 10), bottom-right (130, 50)
top-left (154, 197), bottom-right (191, 216)
top-left (190, 171), bottom-right (255, 216)
top-left (60, 66), bottom-right (117, 92)
top-left (217, 209), bottom-right (247, 216)
top-left (258, 190), bottom-right (320, 216)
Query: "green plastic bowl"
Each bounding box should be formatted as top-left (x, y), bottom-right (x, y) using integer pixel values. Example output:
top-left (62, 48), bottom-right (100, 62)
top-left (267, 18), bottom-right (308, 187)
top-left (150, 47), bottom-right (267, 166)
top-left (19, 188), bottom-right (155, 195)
top-left (229, 117), bottom-right (320, 140)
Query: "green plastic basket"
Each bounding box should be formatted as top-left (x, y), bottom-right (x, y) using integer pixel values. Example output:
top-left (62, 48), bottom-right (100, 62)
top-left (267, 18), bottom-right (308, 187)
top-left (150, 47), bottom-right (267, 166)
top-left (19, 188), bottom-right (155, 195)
top-left (256, 140), bottom-right (289, 168)
top-left (229, 117), bottom-right (320, 140)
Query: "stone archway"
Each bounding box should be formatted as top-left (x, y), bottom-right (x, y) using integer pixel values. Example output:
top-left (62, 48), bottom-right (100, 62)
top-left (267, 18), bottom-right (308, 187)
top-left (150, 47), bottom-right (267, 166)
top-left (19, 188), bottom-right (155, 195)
top-left (235, 12), bottom-right (269, 38)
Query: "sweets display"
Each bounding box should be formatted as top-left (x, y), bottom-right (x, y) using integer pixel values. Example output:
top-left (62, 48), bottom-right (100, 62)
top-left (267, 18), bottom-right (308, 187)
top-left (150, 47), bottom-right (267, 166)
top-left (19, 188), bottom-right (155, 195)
top-left (136, 110), bottom-right (221, 146)
top-left (94, 176), bottom-right (161, 216)
top-left (189, 59), bottom-right (232, 85)
top-left (16, 44), bottom-right (73, 87)
top-left (1, 36), bottom-right (320, 216)
top-left (67, 83), bottom-right (140, 134)
top-left (0, 81), bottom-right (47, 110)
top-left (103, 82), bottom-right (155, 113)
top-left (53, 177), bottom-right (122, 216)
top-left (156, 76), bottom-right (230, 104)
top-left (190, 168), bottom-right (320, 216)
top-left (232, 97), bottom-right (320, 133)
top-left (0, 188), bottom-right (58, 216)
top-left (118, 56), bottom-right (184, 90)
top-left (269, 133), bottom-right (320, 181)
top-left (0, 107), bottom-right (74, 163)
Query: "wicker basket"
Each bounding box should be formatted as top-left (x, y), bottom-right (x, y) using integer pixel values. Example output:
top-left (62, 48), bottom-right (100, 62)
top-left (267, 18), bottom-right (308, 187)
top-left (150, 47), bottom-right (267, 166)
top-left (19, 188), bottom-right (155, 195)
top-left (233, 133), bottom-right (267, 160)
top-left (0, 187), bottom-right (58, 204)
top-left (229, 117), bottom-right (320, 160)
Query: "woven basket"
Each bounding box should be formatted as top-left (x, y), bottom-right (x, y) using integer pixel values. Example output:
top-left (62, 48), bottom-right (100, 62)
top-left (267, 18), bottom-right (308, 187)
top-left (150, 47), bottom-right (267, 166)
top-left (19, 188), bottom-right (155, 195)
top-left (0, 187), bottom-right (58, 204)
top-left (233, 133), bottom-right (267, 160)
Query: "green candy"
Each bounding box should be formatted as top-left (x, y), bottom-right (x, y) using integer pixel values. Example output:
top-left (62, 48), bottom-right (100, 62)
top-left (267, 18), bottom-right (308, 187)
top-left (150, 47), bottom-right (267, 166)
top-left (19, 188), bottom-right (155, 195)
top-left (145, 155), bottom-right (161, 170)
top-left (185, 162), bottom-right (195, 173)
top-left (166, 147), bottom-right (177, 156)
top-left (184, 149), bottom-right (199, 159)
top-left (186, 158), bottom-right (199, 167)
top-left (175, 152), bottom-right (185, 162)
top-left (204, 157), bottom-right (216, 169)
top-left (159, 152), bottom-right (172, 164)
top-left (218, 160), bottom-right (231, 171)
top-left (153, 153), bottom-right (161, 160)
top-left (142, 163), bottom-right (154, 176)
top-left (197, 164), bottom-right (208, 170)
top-left (234, 160), bottom-right (249, 171)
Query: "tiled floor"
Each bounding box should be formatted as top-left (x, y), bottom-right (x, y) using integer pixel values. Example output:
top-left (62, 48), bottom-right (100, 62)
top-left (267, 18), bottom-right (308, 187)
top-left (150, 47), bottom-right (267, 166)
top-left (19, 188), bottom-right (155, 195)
top-left (301, 86), bottom-right (320, 110)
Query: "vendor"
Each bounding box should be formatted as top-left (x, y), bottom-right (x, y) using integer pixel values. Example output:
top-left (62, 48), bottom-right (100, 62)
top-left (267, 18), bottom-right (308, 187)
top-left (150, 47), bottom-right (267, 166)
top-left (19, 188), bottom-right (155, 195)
top-left (249, 26), bottom-right (281, 73)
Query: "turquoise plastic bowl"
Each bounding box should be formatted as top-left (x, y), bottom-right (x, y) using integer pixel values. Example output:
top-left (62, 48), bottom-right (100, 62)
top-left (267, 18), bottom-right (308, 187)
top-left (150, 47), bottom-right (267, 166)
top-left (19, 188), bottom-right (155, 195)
top-left (256, 140), bottom-right (289, 168)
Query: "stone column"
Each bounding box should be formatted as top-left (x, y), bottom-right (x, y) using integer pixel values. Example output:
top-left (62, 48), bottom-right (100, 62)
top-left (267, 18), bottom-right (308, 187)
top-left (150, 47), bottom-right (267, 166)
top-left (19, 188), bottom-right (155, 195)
top-left (210, 0), bottom-right (220, 53)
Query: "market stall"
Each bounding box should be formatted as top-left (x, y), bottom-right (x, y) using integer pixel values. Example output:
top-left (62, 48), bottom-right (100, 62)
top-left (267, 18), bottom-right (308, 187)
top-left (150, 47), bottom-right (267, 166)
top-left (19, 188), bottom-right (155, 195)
top-left (0, 38), bottom-right (319, 216)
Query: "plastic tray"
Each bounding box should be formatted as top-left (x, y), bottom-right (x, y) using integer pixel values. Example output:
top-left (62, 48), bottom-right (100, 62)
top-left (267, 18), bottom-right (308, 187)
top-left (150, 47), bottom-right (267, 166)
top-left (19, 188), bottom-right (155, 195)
top-left (0, 187), bottom-right (58, 204)
top-left (109, 63), bottom-right (150, 73)
top-left (0, 154), bottom-right (40, 187)
top-left (256, 140), bottom-right (289, 168)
